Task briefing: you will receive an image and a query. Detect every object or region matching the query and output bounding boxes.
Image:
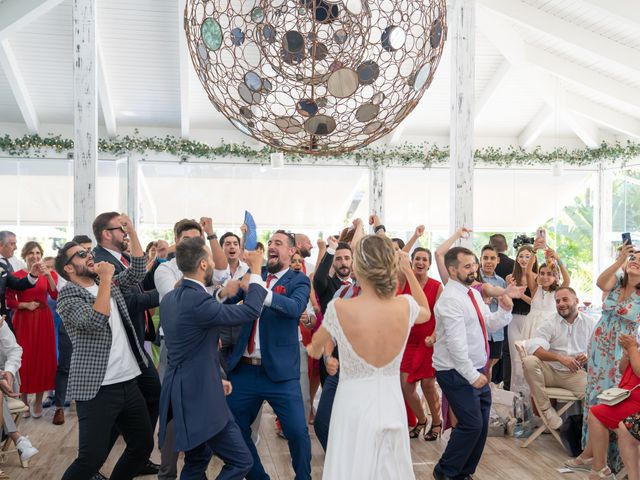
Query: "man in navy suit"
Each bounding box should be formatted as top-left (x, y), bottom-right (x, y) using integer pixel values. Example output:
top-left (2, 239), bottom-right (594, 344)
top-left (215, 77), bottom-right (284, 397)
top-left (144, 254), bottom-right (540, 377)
top-left (224, 230), bottom-right (312, 480)
top-left (158, 236), bottom-right (267, 480)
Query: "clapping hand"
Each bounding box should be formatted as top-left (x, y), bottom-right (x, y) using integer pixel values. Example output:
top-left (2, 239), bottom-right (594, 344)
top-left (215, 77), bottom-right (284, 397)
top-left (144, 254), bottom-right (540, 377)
top-left (620, 334), bottom-right (638, 353)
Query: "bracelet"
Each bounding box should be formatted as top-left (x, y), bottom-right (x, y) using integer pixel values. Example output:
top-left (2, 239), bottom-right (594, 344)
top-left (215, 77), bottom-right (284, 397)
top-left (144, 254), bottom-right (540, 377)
top-left (374, 224), bottom-right (386, 234)
top-left (206, 233), bottom-right (217, 241)
top-left (28, 272), bottom-right (38, 279)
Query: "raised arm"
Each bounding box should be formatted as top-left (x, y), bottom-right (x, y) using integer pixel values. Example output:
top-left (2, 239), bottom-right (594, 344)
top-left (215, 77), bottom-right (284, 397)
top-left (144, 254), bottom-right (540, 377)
top-left (313, 236), bottom-right (337, 295)
top-left (403, 225), bottom-right (425, 253)
top-left (201, 217), bottom-right (228, 272)
top-left (435, 227), bottom-right (471, 285)
top-left (547, 248), bottom-right (571, 288)
top-left (112, 214), bottom-right (147, 291)
top-left (526, 248), bottom-right (538, 295)
top-left (597, 243), bottom-right (632, 292)
top-left (398, 251), bottom-right (430, 324)
top-left (350, 218), bottom-right (366, 248)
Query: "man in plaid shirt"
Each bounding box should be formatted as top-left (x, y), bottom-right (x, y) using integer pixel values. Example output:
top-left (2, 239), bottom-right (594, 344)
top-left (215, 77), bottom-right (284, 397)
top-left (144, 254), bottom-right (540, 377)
top-left (55, 214), bottom-right (153, 480)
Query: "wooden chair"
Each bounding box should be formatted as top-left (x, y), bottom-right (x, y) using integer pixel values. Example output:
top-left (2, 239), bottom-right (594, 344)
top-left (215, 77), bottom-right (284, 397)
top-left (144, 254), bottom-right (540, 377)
top-left (0, 397), bottom-right (30, 467)
top-left (514, 341), bottom-right (580, 449)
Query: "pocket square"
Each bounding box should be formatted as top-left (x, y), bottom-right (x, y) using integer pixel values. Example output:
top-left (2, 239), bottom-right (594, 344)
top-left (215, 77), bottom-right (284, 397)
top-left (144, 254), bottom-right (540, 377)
top-left (273, 285), bottom-right (286, 295)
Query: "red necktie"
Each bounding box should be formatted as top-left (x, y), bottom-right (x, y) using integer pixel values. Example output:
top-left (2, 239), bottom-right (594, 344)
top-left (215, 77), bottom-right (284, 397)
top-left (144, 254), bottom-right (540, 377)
top-left (247, 274), bottom-right (277, 354)
top-left (120, 256), bottom-right (129, 268)
top-left (467, 289), bottom-right (490, 362)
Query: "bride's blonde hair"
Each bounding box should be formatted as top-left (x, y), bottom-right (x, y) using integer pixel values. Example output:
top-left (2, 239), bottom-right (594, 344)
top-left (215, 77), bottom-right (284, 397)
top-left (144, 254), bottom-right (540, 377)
top-left (353, 235), bottom-right (398, 298)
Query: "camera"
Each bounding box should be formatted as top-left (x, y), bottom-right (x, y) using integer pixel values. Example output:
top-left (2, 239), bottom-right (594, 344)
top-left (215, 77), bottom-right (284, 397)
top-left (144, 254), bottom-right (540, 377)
top-left (513, 234), bottom-right (535, 250)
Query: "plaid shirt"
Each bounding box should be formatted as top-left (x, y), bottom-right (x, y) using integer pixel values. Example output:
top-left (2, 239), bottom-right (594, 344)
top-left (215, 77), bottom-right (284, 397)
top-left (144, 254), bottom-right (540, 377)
top-left (57, 255), bottom-right (148, 401)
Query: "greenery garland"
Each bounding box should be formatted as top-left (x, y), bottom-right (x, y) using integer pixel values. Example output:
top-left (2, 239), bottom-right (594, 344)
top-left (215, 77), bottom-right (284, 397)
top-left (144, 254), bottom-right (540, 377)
top-left (1, 133), bottom-right (639, 168)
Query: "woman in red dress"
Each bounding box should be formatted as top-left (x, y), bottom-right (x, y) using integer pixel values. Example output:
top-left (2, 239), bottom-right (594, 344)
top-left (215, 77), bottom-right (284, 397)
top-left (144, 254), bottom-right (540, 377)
top-left (400, 247), bottom-right (443, 440)
top-left (6, 241), bottom-right (58, 417)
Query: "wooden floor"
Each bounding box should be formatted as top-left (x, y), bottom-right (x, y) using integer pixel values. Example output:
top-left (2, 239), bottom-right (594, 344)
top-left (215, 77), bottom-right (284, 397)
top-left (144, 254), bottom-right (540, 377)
top-left (1, 403), bottom-right (588, 479)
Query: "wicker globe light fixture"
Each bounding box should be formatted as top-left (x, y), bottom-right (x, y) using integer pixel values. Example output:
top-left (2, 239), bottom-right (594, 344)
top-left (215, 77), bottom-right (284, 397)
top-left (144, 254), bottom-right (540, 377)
top-left (185, 0), bottom-right (447, 154)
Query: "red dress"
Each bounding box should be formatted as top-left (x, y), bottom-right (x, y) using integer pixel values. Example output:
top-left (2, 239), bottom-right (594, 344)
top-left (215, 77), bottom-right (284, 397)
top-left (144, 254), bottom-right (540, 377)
top-left (590, 363), bottom-right (640, 429)
top-left (400, 277), bottom-right (441, 382)
top-left (6, 270), bottom-right (58, 393)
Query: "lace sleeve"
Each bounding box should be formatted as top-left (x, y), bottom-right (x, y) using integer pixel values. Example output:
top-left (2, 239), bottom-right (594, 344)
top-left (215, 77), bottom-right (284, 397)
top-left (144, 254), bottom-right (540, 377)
top-left (322, 299), bottom-right (340, 340)
top-left (403, 294), bottom-right (421, 328)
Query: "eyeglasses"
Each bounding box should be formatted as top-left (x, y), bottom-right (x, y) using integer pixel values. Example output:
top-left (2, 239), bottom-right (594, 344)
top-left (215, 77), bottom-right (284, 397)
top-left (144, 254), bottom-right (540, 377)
top-left (65, 249), bottom-right (93, 265)
top-left (105, 225), bottom-right (126, 233)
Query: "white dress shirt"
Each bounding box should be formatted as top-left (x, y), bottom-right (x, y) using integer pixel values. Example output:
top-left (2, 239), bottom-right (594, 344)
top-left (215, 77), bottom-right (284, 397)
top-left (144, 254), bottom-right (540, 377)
top-left (213, 261), bottom-right (249, 287)
top-left (0, 322), bottom-right (22, 377)
top-left (155, 258), bottom-right (183, 302)
top-left (433, 279), bottom-right (513, 384)
top-left (85, 284), bottom-right (141, 385)
top-left (525, 312), bottom-right (596, 371)
top-left (103, 247), bottom-right (128, 268)
top-left (244, 268), bottom-right (288, 359)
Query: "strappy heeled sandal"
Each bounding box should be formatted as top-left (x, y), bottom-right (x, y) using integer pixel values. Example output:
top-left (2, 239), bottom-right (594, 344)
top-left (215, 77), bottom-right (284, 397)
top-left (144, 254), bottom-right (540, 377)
top-left (409, 420), bottom-right (427, 438)
top-left (424, 423), bottom-right (442, 441)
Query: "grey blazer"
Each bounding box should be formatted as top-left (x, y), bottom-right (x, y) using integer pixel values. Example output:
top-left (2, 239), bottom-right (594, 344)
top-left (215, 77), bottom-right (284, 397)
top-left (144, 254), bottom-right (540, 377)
top-left (56, 255), bottom-right (148, 401)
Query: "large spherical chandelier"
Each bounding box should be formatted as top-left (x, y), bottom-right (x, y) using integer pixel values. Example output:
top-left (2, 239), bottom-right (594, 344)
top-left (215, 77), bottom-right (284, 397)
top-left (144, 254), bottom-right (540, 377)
top-left (184, 0), bottom-right (447, 154)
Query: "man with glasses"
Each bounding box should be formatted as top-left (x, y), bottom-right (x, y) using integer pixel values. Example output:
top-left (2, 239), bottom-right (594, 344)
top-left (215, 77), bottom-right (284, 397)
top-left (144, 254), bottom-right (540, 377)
top-left (54, 214), bottom-right (153, 480)
top-left (92, 211), bottom-right (161, 476)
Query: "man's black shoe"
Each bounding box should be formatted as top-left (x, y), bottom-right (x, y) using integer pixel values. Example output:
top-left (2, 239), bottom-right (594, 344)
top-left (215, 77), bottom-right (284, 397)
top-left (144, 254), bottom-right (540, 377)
top-left (432, 468), bottom-right (454, 480)
top-left (137, 459), bottom-right (160, 475)
top-left (90, 473), bottom-right (108, 480)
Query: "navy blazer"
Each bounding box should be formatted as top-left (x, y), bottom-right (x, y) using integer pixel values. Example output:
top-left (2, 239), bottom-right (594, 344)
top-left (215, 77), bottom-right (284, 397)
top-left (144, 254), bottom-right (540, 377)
top-left (226, 269), bottom-right (310, 383)
top-left (158, 279), bottom-right (266, 452)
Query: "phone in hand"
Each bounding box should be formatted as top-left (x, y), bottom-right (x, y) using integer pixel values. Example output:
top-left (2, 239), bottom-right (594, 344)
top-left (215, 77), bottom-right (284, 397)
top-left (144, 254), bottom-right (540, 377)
top-left (536, 228), bottom-right (547, 246)
top-left (622, 232), bottom-right (632, 246)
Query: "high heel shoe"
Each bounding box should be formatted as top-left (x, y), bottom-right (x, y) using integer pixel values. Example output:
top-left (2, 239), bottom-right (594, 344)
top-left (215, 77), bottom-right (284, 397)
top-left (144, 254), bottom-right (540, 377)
top-left (409, 420), bottom-right (427, 439)
top-left (30, 405), bottom-right (43, 419)
top-left (424, 423), bottom-right (442, 441)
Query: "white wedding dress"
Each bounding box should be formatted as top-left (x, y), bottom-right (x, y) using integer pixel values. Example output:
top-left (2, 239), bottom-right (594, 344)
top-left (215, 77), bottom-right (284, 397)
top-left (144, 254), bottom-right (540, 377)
top-left (321, 295), bottom-right (419, 480)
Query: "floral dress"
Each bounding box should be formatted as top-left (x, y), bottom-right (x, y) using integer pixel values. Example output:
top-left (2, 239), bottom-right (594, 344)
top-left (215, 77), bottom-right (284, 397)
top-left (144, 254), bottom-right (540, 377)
top-left (583, 275), bottom-right (640, 472)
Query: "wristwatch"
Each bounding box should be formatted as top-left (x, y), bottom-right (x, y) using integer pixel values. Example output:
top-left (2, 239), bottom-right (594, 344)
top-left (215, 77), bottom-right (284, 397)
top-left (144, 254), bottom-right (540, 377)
top-left (207, 233), bottom-right (217, 241)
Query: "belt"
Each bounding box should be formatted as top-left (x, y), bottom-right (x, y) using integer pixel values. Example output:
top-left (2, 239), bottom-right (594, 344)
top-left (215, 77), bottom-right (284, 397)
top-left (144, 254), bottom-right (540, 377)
top-left (241, 356), bottom-right (262, 366)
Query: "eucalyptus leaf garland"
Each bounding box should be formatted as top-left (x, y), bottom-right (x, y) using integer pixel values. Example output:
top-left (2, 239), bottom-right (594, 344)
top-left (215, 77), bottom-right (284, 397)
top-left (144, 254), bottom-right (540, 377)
top-left (1, 133), bottom-right (639, 167)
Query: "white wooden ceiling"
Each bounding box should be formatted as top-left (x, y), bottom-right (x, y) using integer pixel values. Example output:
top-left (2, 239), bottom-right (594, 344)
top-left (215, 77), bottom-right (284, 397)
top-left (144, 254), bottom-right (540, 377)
top-left (0, 0), bottom-right (639, 148)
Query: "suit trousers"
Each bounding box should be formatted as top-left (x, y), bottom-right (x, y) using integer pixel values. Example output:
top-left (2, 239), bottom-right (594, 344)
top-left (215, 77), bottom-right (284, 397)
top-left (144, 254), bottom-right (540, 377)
top-left (227, 363), bottom-right (311, 480)
top-left (181, 419), bottom-right (252, 480)
top-left (313, 373), bottom-right (338, 452)
top-left (434, 369), bottom-right (491, 479)
top-left (54, 322), bottom-right (72, 408)
top-left (62, 379), bottom-right (153, 480)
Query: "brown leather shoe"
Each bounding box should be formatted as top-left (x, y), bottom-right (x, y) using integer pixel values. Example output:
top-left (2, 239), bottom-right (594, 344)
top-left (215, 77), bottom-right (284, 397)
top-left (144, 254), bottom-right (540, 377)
top-left (52, 408), bottom-right (65, 425)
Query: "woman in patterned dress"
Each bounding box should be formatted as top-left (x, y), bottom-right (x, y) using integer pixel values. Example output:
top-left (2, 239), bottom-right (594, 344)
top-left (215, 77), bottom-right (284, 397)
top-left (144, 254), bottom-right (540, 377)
top-left (568, 242), bottom-right (640, 474)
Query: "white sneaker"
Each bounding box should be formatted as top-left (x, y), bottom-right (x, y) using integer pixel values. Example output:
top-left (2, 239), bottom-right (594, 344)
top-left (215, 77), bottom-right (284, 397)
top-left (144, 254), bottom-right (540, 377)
top-left (16, 436), bottom-right (38, 466)
top-left (542, 408), bottom-right (563, 430)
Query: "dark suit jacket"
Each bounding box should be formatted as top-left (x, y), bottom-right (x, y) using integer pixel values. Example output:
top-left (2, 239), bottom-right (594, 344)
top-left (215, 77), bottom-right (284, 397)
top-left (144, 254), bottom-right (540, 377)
top-left (0, 266), bottom-right (35, 317)
top-left (312, 250), bottom-right (344, 315)
top-left (158, 279), bottom-right (266, 451)
top-left (495, 253), bottom-right (515, 280)
top-left (93, 245), bottom-right (159, 343)
top-left (226, 269), bottom-right (310, 383)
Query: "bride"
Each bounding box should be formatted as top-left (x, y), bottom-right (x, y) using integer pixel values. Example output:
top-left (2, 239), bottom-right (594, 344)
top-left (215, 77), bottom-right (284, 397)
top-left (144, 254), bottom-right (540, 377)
top-left (307, 234), bottom-right (431, 479)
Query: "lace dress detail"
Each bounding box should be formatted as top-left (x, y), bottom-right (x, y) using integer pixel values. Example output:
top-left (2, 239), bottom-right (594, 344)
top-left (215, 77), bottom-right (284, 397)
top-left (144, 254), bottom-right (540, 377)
top-left (322, 294), bottom-right (420, 381)
top-left (321, 294), bottom-right (421, 480)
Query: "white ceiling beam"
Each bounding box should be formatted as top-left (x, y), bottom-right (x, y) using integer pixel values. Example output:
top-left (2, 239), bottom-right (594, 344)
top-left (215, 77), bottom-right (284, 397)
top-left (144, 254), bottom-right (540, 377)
top-left (0, 0), bottom-right (65, 40)
top-left (475, 60), bottom-right (510, 120)
top-left (580, 0), bottom-right (640, 27)
top-left (561, 110), bottom-right (600, 148)
top-left (0, 39), bottom-right (38, 133)
top-left (566, 93), bottom-right (640, 139)
top-left (526, 47), bottom-right (640, 112)
top-left (479, 0), bottom-right (640, 77)
top-left (478, 9), bottom-right (640, 140)
top-left (518, 105), bottom-right (554, 148)
top-left (178, 0), bottom-right (190, 139)
top-left (96, 36), bottom-right (116, 138)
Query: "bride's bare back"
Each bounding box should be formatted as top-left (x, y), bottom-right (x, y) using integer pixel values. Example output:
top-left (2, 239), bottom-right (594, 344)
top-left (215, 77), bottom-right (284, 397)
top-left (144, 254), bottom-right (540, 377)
top-left (334, 295), bottom-right (412, 368)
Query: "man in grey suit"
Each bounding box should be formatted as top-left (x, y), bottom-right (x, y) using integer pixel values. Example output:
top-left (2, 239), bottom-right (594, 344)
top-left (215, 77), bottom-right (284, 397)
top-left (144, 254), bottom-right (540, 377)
top-left (55, 214), bottom-right (153, 480)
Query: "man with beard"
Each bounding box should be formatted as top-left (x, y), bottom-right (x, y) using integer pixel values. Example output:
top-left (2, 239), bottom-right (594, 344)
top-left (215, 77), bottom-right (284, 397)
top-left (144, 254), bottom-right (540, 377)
top-left (92, 211), bottom-right (161, 476)
top-left (523, 287), bottom-right (594, 430)
top-left (433, 247), bottom-right (514, 480)
top-left (223, 230), bottom-right (312, 480)
top-left (312, 236), bottom-right (354, 450)
top-left (54, 214), bottom-right (153, 480)
top-left (294, 233), bottom-right (314, 274)
top-left (158, 237), bottom-right (267, 480)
